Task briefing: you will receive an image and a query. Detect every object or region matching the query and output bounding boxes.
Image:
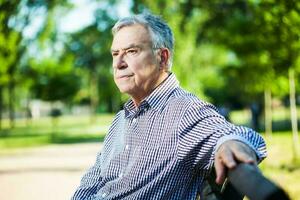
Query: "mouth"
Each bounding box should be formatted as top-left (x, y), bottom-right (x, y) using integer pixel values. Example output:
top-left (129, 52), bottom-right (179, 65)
top-left (117, 74), bottom-right (134, 79)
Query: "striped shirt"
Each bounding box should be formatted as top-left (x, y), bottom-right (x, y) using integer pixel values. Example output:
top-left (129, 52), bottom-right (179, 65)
top-left (72, 73), bottom-right (267, 200)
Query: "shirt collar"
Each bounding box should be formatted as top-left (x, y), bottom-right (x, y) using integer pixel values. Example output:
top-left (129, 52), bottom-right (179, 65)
top-left (124, 73), bottom-right (179, 118)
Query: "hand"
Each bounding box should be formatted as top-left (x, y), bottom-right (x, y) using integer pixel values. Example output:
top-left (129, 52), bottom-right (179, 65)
top-left (214, 140), bottom-right (257, 185)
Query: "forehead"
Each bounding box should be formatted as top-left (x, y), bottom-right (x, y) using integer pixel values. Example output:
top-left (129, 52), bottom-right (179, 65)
top-left (111, 24), bottom-right (152, 50)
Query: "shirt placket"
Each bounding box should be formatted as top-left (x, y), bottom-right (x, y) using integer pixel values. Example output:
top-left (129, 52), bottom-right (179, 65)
top-left (118, 112), bottom-right (139, 182)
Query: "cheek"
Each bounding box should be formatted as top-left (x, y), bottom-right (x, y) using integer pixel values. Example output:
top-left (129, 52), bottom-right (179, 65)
top-left (130, 58), bottom-right (156, 73)
top-left (127, 59), bottom-right (139, 69)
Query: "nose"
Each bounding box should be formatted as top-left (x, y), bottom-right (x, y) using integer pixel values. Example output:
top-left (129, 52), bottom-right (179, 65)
top-left (113, 55), bottom-right (128, 70)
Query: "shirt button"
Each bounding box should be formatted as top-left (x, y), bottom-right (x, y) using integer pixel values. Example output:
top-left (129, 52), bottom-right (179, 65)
top-left (102, 193), bottom-right (107, 198)
top-left (132, 118), bottom-right (137, 123)
top-left (125, 145), bottom-right (130, 150)
top-left (119, 172), bottom-right (123, 178)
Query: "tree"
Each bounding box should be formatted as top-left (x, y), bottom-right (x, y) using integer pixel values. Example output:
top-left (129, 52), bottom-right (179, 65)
top-left (132, 1), bottom-right (270, 116)
top-left (0, 0), bottom-right (70, 129)
top-left (132, 0), bottom-right (300, 159)
top-left (29, 54), bottom-right (81, 138)
top-left (66, 6), bottom-right (121, 119)
top-left (250, 0), bottom-right (300, 158)
top-left (31, 57), bottom-right (80, 103)
top-left (0, 0), bottom-right (24, 129)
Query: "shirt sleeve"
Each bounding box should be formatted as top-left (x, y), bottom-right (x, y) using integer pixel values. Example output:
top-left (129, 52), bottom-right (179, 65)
top-left (177, 102), bottom-right (267, 171)
top-left (71, 152), bottom-right (102, 200)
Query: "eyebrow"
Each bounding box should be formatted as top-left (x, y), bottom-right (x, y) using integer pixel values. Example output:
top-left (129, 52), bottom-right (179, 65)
top-left (111, 43), bottom-right (142, 53)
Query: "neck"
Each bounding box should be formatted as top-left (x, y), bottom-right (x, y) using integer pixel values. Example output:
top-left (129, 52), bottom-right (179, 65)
top-left (132, 72), bottom-right (169, 107)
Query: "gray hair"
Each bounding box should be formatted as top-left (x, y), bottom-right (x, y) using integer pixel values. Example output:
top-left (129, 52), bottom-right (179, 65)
top-left (112, 13), bottom-right (174, 70)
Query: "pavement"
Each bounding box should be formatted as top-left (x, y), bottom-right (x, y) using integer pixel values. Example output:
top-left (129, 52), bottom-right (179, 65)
top-left (0, 143), bottom-right (103, 200)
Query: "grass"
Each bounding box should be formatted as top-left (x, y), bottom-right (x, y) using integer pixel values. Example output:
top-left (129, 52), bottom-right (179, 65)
top-left (0, 112), bottom-right (299, 199)
top-left (0, 114), bottom-right (114, 149)
top-left (260, 132), bottom-right (300, 200)
top-left (230, 106), bottom-right (300, 133)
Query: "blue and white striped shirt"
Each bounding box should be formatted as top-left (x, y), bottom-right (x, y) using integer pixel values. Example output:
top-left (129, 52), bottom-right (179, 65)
top-left (72, 73), bottom-right (267, 200)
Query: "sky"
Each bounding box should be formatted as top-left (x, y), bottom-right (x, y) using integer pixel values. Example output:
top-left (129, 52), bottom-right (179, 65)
top-left (58, 0), bottom-right (132, 33)
top-left (21, 0), bottom-right (131, 59)
top-left (58, 0), bottom-right (99, 32)
top-left (22, 0), bottom-right (132, 39)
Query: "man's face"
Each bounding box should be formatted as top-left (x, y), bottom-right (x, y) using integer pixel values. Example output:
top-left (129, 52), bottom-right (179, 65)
top-left (111, 24), bottom-right (166, 103)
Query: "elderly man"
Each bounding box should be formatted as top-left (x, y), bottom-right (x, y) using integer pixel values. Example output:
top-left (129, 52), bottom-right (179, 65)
top-left (72, 13), bottom-right (267, 200)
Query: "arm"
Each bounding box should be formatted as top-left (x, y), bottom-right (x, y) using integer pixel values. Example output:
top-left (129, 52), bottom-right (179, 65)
top-left (214, 125), bottom-right (267, 184)
top-left (71, 152), bottom-right (102, 200)
top-left (177, 102), bottom-right (267, 174)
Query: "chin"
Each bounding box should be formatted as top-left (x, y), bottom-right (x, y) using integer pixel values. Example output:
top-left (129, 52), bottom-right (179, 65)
top-left (118, 87), bottom-right (132, 94)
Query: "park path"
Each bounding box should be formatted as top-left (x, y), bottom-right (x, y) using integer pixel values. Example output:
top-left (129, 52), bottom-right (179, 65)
top-left (0, 143), bottom-right (103, 200)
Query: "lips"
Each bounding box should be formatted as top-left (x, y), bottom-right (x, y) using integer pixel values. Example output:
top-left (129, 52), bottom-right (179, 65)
top-left (117, 74), bottom-right (134, 79)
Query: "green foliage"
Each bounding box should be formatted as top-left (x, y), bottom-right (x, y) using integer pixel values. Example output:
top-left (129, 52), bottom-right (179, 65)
top-left (132, 0), bottom-right (300, 108)
top-left (0, 0), bottom-right (73, 130)
top-left (0, 1), bottom-right (21, 85)
top-left (29, 55), bottom-right (81, 102)
top-left (65, 6), bottom-right (122, 112)
top-left (33, 73), bottom-right (80, 102)
top-left (0, 0), bottom-right (299, 119)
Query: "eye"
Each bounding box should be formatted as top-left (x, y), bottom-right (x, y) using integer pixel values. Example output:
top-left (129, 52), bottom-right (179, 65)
top-left (126, 48), bottom-right (138, 55)
top-left (111, 51), bottom-right (118, 57)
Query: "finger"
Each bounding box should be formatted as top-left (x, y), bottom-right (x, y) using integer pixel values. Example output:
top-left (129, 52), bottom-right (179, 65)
top-left (215, 156), bottom-right (226, 185)
top-left (219, 147), bottom-right (237, 169)
top-left (215, 147), bottom-right (236, 184)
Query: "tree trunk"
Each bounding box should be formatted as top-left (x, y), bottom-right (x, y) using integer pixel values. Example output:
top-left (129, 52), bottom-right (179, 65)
top-left (250, 102), bottom-right (261, 131)
top-left (90, 71), bottom-right (99, 124)
top-left (289, 68), bottom-right (299, 161)
top-left (8, 74), bottom-right (15, 129)
top-left (25, 93), bottom-right (32, 127)
top-left (50, 103), bottom-right (61, 141)
top-left (264, 89), bottom-right (272, 137)
top-left (0, 85), bottom-right (2, 130)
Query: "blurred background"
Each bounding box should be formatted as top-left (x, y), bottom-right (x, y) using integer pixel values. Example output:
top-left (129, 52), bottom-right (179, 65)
top-left (0, 0), bottom-right (299, 199)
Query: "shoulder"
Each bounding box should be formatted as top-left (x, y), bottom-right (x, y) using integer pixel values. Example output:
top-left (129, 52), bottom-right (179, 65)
top-left (166, 88), bottom-right (222, 126)
top-left (169, 87), bottom-right (217, 112)
top-left (105, 110), bottom-right (125, 140)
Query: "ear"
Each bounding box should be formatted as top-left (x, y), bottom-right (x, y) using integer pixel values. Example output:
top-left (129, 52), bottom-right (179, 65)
top-left (159, 48), bottom-right (170, 70)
